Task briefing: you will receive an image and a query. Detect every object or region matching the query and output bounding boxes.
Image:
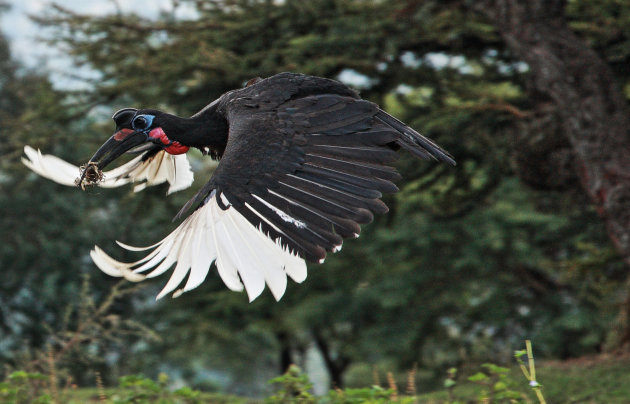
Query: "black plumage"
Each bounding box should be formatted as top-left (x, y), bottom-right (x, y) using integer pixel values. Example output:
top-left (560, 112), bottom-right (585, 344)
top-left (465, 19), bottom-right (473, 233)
top-left (165, 73), bottom-right (454, 262)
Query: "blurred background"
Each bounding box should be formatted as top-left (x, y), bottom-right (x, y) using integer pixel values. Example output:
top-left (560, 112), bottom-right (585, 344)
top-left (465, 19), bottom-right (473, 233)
top-left (2, 0), bottom-right (630, 399)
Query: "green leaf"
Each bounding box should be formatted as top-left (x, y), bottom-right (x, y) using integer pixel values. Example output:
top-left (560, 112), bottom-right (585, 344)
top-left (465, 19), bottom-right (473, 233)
top-left (444, 378), bottom-right (457, 388)
top-left (468, 372), bottom-right (489, 382)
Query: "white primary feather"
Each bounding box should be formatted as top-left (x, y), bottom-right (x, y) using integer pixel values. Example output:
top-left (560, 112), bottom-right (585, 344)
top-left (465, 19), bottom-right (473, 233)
top-left (241, 202), bottom-right (307, 282)
top-left (22, 145), bottom-right (194, 194)
top-left (22, 146), bottom-right (81, 186)
top-left (224, 208), bottom-right (288, 301)
top-left (217, 210), bottom-right (265, 301)
top-left (90, 193), bottom-right (308, 302)
top-left (208, 196), bottom-right (244, 293)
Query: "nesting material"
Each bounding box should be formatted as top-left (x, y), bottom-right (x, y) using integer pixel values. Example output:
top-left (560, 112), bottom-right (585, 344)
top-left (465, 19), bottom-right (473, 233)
top-left (76, 162), bottom-right (104, 190)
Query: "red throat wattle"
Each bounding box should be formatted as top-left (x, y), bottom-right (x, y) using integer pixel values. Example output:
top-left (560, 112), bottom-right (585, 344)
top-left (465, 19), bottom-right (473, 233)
top-left (149, 127), bottom-right (190, 155)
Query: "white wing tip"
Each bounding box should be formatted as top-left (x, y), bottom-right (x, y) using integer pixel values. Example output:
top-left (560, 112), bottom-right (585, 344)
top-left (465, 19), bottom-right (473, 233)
top-left (90, 246), bottom-right (146, 282)
top-left (93, 194), bottom-right (318, 302)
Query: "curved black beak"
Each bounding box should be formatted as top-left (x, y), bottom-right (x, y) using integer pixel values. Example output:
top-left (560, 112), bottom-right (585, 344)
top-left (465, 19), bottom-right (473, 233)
top-left (90, 129), bottom-right (150, 169)
top-left (77, 129), bottom-right (149, 187)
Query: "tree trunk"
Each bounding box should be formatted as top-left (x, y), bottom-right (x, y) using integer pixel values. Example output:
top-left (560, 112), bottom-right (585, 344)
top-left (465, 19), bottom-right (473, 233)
top-left (277, 330), bottom-right (294, 374)
top-left (312, 328), bottom-right (351, 388)
top-left (474, 0), bottom-right (630, 264)
top-left (471, 0), bottom-right (630, 348)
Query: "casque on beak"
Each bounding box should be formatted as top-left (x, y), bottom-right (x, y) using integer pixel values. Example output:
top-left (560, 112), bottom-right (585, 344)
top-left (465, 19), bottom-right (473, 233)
top-left (76, 129), bottom-right (150, 188)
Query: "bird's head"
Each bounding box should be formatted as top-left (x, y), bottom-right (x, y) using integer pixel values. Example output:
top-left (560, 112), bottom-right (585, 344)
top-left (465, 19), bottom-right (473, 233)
top-left (77, 108), bottom-right (190, 187)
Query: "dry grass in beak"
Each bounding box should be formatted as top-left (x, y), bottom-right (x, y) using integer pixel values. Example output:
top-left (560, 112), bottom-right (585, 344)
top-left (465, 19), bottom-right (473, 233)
top-left (75, 162), bottom-right (104, 190)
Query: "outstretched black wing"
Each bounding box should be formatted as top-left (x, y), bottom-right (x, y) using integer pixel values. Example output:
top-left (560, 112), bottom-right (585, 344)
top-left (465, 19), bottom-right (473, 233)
top-left (200, 93), bottom-right (454, 262)
top-left (91, 78), bottom-right (454, 302)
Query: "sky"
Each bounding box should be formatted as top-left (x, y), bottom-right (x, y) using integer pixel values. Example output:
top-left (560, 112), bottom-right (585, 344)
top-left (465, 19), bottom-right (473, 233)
top-left (2, 0), bottom-right (197, 87)
top-left (1, 0), bottom-right (382, 90)
top-left (1, 0), bottom-right (462, 90)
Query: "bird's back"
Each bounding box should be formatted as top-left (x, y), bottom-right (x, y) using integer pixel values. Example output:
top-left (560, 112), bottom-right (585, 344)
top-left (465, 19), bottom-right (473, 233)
top-left (215, 72), bottom-right (360, 114)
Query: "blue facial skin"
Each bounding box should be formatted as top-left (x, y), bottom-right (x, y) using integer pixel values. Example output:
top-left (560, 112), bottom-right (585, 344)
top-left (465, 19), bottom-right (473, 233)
top-left (132, 114), bottom-right (155, 131)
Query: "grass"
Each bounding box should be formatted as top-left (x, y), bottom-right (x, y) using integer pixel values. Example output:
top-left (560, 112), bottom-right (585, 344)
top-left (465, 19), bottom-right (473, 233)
top-left (415, 355), bottom-right (630, 403)
top-left (5, 333), bottom-right (630, 403)
top-left (46, 387), bottom-right (246, 404)
top-left (24, 354), bottom-right (629, 403)
top-left (529, 356), bottom-right (630, 402)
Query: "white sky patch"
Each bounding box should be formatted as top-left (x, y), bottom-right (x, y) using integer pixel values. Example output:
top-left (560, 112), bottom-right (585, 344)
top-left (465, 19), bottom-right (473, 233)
top-left (425, 52), bottom-right (474, 74)
top-left (2, 0), bottom-right (198, 89)
top-left (337, 68), bottom-right (377, 90)
top-left (425, 52), bottom-right (450, 69)
top-left (400, 51), bottom-right (421, 68)
top-left (395, 84), bottom-right (413, 95)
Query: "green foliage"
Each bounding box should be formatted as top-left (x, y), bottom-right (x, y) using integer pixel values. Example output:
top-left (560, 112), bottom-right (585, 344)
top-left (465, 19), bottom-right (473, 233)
top-left (0, 371), bottom-right (51, 404)
top-left (325, 387), bottom-right (400, 404)
top-left (266, 365), bottom-right (315, 403)
top-left (466, 364), bottom-right (523, 403)
top-left (9, 354), bottom-right (630, 403)
top-left (0, 274), bottom-right (157, 399)
top-left (0, 371), bottom-right (240, 404)
top-left (113, 373), bottom-right (211, 404)
top-left (266, 365), bottom-right (413, 403)
top-left (6, 337), bottom-right (630, 403)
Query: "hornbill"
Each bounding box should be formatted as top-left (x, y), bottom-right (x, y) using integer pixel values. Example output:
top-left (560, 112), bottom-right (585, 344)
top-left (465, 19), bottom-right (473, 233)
top-left (23, 72), bottom-right (455, 302)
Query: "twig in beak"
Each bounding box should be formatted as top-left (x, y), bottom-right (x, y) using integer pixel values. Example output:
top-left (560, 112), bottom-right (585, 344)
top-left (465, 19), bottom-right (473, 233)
top-left (75, 162), bottom-right (104, 190)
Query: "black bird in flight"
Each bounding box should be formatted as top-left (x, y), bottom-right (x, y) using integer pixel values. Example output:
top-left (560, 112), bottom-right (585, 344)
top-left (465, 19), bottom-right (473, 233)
top-left (23, 73), bottom-right (455, 302)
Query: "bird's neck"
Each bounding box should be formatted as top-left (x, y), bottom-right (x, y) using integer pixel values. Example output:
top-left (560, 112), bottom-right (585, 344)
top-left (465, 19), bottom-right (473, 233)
top-left (161, 109), bottom-right (229, 153)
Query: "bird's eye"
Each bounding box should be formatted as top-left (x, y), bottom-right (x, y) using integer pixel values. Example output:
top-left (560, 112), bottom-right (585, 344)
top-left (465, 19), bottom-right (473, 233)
top-left (132, 114), bottom-right (153, 130)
